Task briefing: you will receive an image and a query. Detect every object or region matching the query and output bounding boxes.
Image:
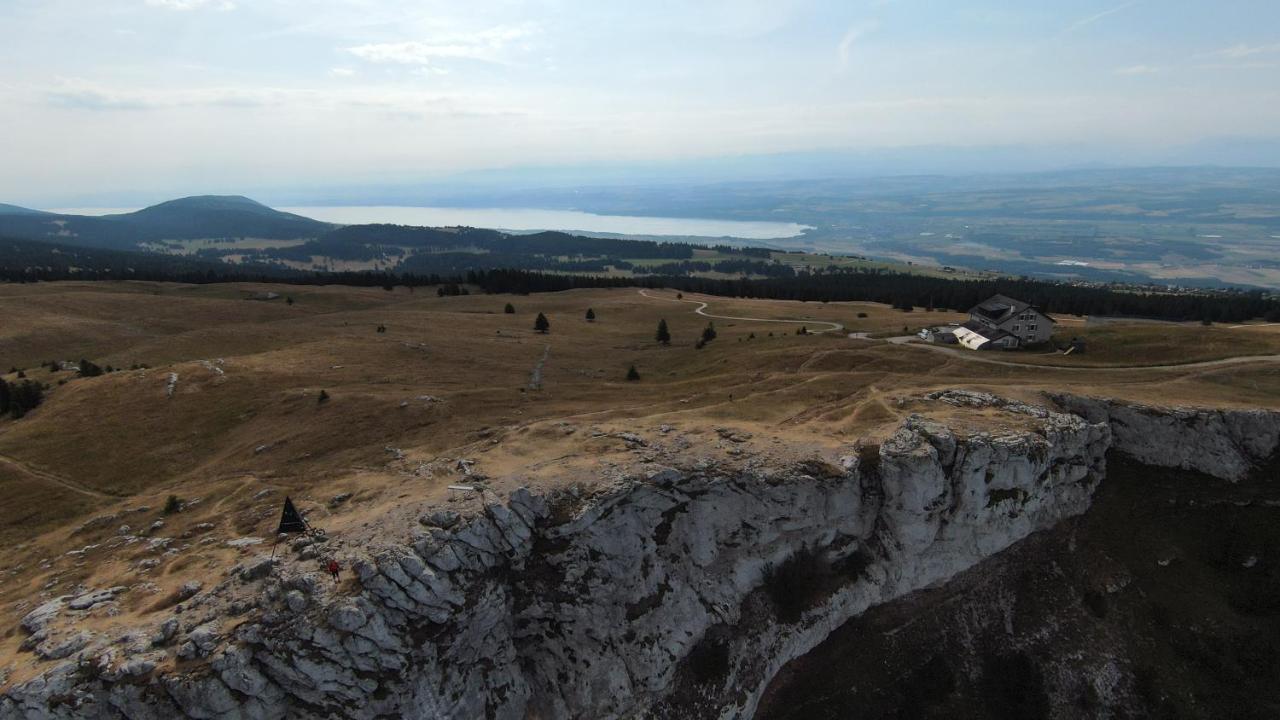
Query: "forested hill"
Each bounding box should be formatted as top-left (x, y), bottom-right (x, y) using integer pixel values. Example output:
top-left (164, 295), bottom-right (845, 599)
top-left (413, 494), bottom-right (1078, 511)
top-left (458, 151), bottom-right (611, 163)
top-left (0, 196), bottom-right (332, 250)
top-left (3, 235), bottom-right (1277, 323)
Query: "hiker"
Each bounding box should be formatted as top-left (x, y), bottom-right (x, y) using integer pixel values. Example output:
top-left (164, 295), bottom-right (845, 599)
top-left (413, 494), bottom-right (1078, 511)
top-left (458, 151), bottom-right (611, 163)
top-left (326, 558), bottom-right (341, 583)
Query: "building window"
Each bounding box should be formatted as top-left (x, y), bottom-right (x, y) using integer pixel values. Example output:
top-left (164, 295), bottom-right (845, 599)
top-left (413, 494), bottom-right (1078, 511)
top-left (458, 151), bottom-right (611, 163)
top-left (1028, 324), bottom-right (1037, 331)
top-left (1013, 324), bottom-right (1020, 331)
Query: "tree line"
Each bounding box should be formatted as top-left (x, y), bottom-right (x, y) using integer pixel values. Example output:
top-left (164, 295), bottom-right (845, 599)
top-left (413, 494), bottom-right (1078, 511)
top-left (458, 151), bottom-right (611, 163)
top-left (5, 236), bottom-right (1278, 322)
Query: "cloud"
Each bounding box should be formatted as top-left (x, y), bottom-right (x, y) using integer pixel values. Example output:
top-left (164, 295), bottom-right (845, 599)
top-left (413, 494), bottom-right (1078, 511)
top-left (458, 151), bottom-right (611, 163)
top-left (1064, 1), bottom-right (1139, 33)
top-left (36, 78), bottom-right (525, 118)
top-left (1204, 43), bottom-right (1280, 59)
top-left (1115, 64), bottom-right (1159, 75)
top-left (329, 68), bottom-right (356, 78)
top-left (144, 0), bottom-right (236, 10)
top-left (837, 21), bottom-right (880, 69)
top-left (346, 24), bottom-right (539, 66)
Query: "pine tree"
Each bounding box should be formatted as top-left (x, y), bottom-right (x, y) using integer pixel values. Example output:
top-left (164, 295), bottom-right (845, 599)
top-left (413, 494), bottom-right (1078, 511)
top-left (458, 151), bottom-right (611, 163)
top-left (318, 389), bottom-right (330, 404)
top-left (0, 378), bottom-right (9, 416)
top-left (701, 322), bottom-right (717, 343)
top-left (585, 308), bottom-right (596, 322)
top-left (534, 313), bottom-right (550, 333)
top-left (78, 359), bottom-right (103, 377)
top-left (504, 303), bottom-right (515, 314)
top-left (656, 319), bottom-right (671, 345)
top-left (286, 296), bottom-right (295, 306)
top-left (626, 365), bottom-right (640, 381)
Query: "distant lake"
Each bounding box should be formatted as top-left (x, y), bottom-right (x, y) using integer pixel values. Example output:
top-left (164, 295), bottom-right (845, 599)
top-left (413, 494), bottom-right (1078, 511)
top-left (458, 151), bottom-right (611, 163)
top-left (50, 205), bottom-right (811, 240)
top-left (284, 206), bottom-right (811, 240)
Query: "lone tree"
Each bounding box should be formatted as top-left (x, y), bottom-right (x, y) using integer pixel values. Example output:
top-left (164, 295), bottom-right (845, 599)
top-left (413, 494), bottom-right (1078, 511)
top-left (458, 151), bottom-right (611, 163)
top-left (78, 359), bottom-right (103, 377)
top-left (656, 319), bottom-right (671, 345)
top-left (797, 326), bottom-right (809, 335)
top-left (504, 303), bottom-right (515, 314)
top-left (534, 313), bottom-right (550, 334)
top-left (626, 364), bottom-right (641, 381)
top-left (701, 322), bottom-right (717, 343)
top-left (585, 308), bottom-right (596, 322)
top-left (318, 389), bottom-right (330, 404)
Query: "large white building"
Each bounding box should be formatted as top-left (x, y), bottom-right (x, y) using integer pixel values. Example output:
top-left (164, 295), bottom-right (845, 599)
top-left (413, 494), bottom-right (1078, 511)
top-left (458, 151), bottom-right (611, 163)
top-left (952, 294), bottom-right (1056, 350)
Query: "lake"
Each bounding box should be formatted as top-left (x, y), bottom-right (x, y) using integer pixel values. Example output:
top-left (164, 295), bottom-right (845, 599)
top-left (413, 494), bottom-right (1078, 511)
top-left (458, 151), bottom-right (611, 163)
top-left (50, 206), bottom-right (811, 240)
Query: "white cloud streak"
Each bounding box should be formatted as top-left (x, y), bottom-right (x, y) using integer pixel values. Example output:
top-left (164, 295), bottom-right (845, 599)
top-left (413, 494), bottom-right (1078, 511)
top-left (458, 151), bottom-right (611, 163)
top-left (1205, 42), bottom-right (1280, 59)
top-left (1064, 1), bottom-right (1139, 33)
top-left (838, 21), bottom-right (880, 69)
top-left (144, 0), bottom-right (236, 10)
top-left (346, 24), bottom-right (539, 66)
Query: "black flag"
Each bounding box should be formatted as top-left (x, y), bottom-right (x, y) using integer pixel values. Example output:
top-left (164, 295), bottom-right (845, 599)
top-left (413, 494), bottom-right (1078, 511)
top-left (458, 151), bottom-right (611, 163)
top-left (277, 496), bottom-right (307, 534)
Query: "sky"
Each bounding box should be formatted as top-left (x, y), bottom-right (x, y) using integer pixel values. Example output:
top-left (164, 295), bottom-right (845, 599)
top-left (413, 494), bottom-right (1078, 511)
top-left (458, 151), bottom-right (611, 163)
top-left (2, 0), bottom-right (1280, 205)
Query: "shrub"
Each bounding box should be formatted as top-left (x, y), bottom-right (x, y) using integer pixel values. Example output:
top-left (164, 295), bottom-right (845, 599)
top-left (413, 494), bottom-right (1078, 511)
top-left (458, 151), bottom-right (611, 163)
top-left (4, 379), bottom-right (44, 419)
top-left (534, 312), bottom-right (550, 333)
top-left (626, 365), bottom-right (640, 381)
top-left (585, 308), bottom-right (595, 321)
top-left (504, 303), bottom-right (515, 314)
top-left (78, 359), bottom-right (104, 377)
top-left (318, 389), bottom-right (330, 404)
top-left (656, 319), bottom-right (671, 345)
top-left (163, 495), bottom-right (185, 515)
top-left (857, 312), bottom-right (868, 318)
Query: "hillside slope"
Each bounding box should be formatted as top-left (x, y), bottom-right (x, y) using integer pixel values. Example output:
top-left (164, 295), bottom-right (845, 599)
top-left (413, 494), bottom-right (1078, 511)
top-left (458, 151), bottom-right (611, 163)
top-left (0, 196), bottom-right (331, 250)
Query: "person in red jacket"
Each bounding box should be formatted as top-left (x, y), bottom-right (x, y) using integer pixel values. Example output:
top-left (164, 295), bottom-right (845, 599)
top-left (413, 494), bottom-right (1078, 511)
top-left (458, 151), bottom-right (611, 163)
top-left (326, 558), bottom-right (340, 583)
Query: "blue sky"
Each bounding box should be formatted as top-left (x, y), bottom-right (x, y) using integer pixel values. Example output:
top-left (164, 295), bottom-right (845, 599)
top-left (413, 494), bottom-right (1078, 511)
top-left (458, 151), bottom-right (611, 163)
top-left (2, 0), bottom-right (1279, 204)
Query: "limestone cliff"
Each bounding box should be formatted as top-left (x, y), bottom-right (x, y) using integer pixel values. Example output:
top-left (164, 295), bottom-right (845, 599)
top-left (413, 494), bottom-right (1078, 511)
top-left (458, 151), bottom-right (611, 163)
top-left (1050, 393), bottom-right (1280, 482)
top-left (2, 393), bottom-right (1110, 719)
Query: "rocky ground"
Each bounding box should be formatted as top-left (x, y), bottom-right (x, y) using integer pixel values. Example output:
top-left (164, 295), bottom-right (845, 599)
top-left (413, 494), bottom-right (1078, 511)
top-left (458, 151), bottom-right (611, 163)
top-left (2, 391), bottom-right (1120, 718)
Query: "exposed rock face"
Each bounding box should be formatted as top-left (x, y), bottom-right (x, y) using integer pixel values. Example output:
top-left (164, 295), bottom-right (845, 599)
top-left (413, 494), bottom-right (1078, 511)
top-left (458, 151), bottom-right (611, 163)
top-left (1050, 393), bottom-right (1280, 482)
top-left (1, 398), bottom-right (1110, 720)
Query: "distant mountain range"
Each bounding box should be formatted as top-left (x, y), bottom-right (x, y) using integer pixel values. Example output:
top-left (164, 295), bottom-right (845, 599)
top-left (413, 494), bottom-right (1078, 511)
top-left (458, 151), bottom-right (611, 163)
top-left (0, 195), bottom-right (332, 250)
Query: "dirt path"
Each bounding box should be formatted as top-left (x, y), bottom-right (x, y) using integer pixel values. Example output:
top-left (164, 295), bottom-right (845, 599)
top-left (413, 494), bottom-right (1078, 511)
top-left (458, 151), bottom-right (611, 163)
top-left (0, 452), bottom-right (114, 499)
top-left (638, 289), bottom-right (844, 334)
top-left (881, 339), bottom-right (1280, 372)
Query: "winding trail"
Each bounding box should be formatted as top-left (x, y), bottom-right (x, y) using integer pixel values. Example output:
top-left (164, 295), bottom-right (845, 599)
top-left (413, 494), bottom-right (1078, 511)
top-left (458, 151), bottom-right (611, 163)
top-left (638, 289), bottom-right (844, 334)
top-left (0, 452), bottom-right (113, 499)
top-left (883, 340), bottom-right (1280, 372)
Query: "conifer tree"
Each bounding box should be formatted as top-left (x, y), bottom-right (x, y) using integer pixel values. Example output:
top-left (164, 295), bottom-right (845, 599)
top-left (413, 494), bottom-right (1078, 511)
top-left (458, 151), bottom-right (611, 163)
top-left (656, 319), bottom-right (671, 345)
top-left (534, 312), bottom-right (550, 333)
top-left (626, 365), bottom-right (640, 381)
top-left (318, 389), bottom-right (330, 404)
top-left (701, 322), bottom-right (717, 343)
top-left (585, 308), bottom-right (596, 322)
top-left (504, 303), bottom-right (515, 314)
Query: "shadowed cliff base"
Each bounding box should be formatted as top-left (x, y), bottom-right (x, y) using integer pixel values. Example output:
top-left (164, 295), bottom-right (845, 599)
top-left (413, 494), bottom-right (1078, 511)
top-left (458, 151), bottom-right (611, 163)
top-left (756, 454), bottom-right (1280, 720)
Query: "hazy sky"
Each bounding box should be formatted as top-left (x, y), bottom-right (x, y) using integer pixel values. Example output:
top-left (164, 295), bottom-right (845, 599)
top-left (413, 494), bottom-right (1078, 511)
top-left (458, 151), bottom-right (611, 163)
top-left (2, 0), bottom-right (1279, 203)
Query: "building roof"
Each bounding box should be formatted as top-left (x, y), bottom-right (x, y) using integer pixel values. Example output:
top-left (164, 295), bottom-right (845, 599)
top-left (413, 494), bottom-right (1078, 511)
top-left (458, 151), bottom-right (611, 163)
top-left (968, 294), bottom-right (1056, 324)
top-left (955, 320), bottom-right (1015, 350)
top-left (961, 319), bottom-right (1014, 340)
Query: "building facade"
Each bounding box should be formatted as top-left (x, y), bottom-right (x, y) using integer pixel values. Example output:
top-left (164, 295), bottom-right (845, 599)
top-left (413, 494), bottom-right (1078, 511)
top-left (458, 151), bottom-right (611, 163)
top-left (955, 294), bottom-right (1056, 350)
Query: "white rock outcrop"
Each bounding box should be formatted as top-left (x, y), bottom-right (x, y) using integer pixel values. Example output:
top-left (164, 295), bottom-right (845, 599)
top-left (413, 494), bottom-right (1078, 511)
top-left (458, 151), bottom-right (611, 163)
top-left (2, 397), bottom-right (1111, 720)
top-left (1050, 393), bottom-right (1280, 482)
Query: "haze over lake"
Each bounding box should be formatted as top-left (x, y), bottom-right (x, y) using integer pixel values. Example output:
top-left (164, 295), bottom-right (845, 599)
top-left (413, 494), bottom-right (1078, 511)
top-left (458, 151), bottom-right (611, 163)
top-left (50, 206), bottom-right (811, 240)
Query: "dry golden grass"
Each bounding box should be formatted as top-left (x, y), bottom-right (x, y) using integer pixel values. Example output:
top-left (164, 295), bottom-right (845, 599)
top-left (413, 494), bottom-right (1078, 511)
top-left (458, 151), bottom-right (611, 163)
top-left (0, 280), bottom-right (1277, 679)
